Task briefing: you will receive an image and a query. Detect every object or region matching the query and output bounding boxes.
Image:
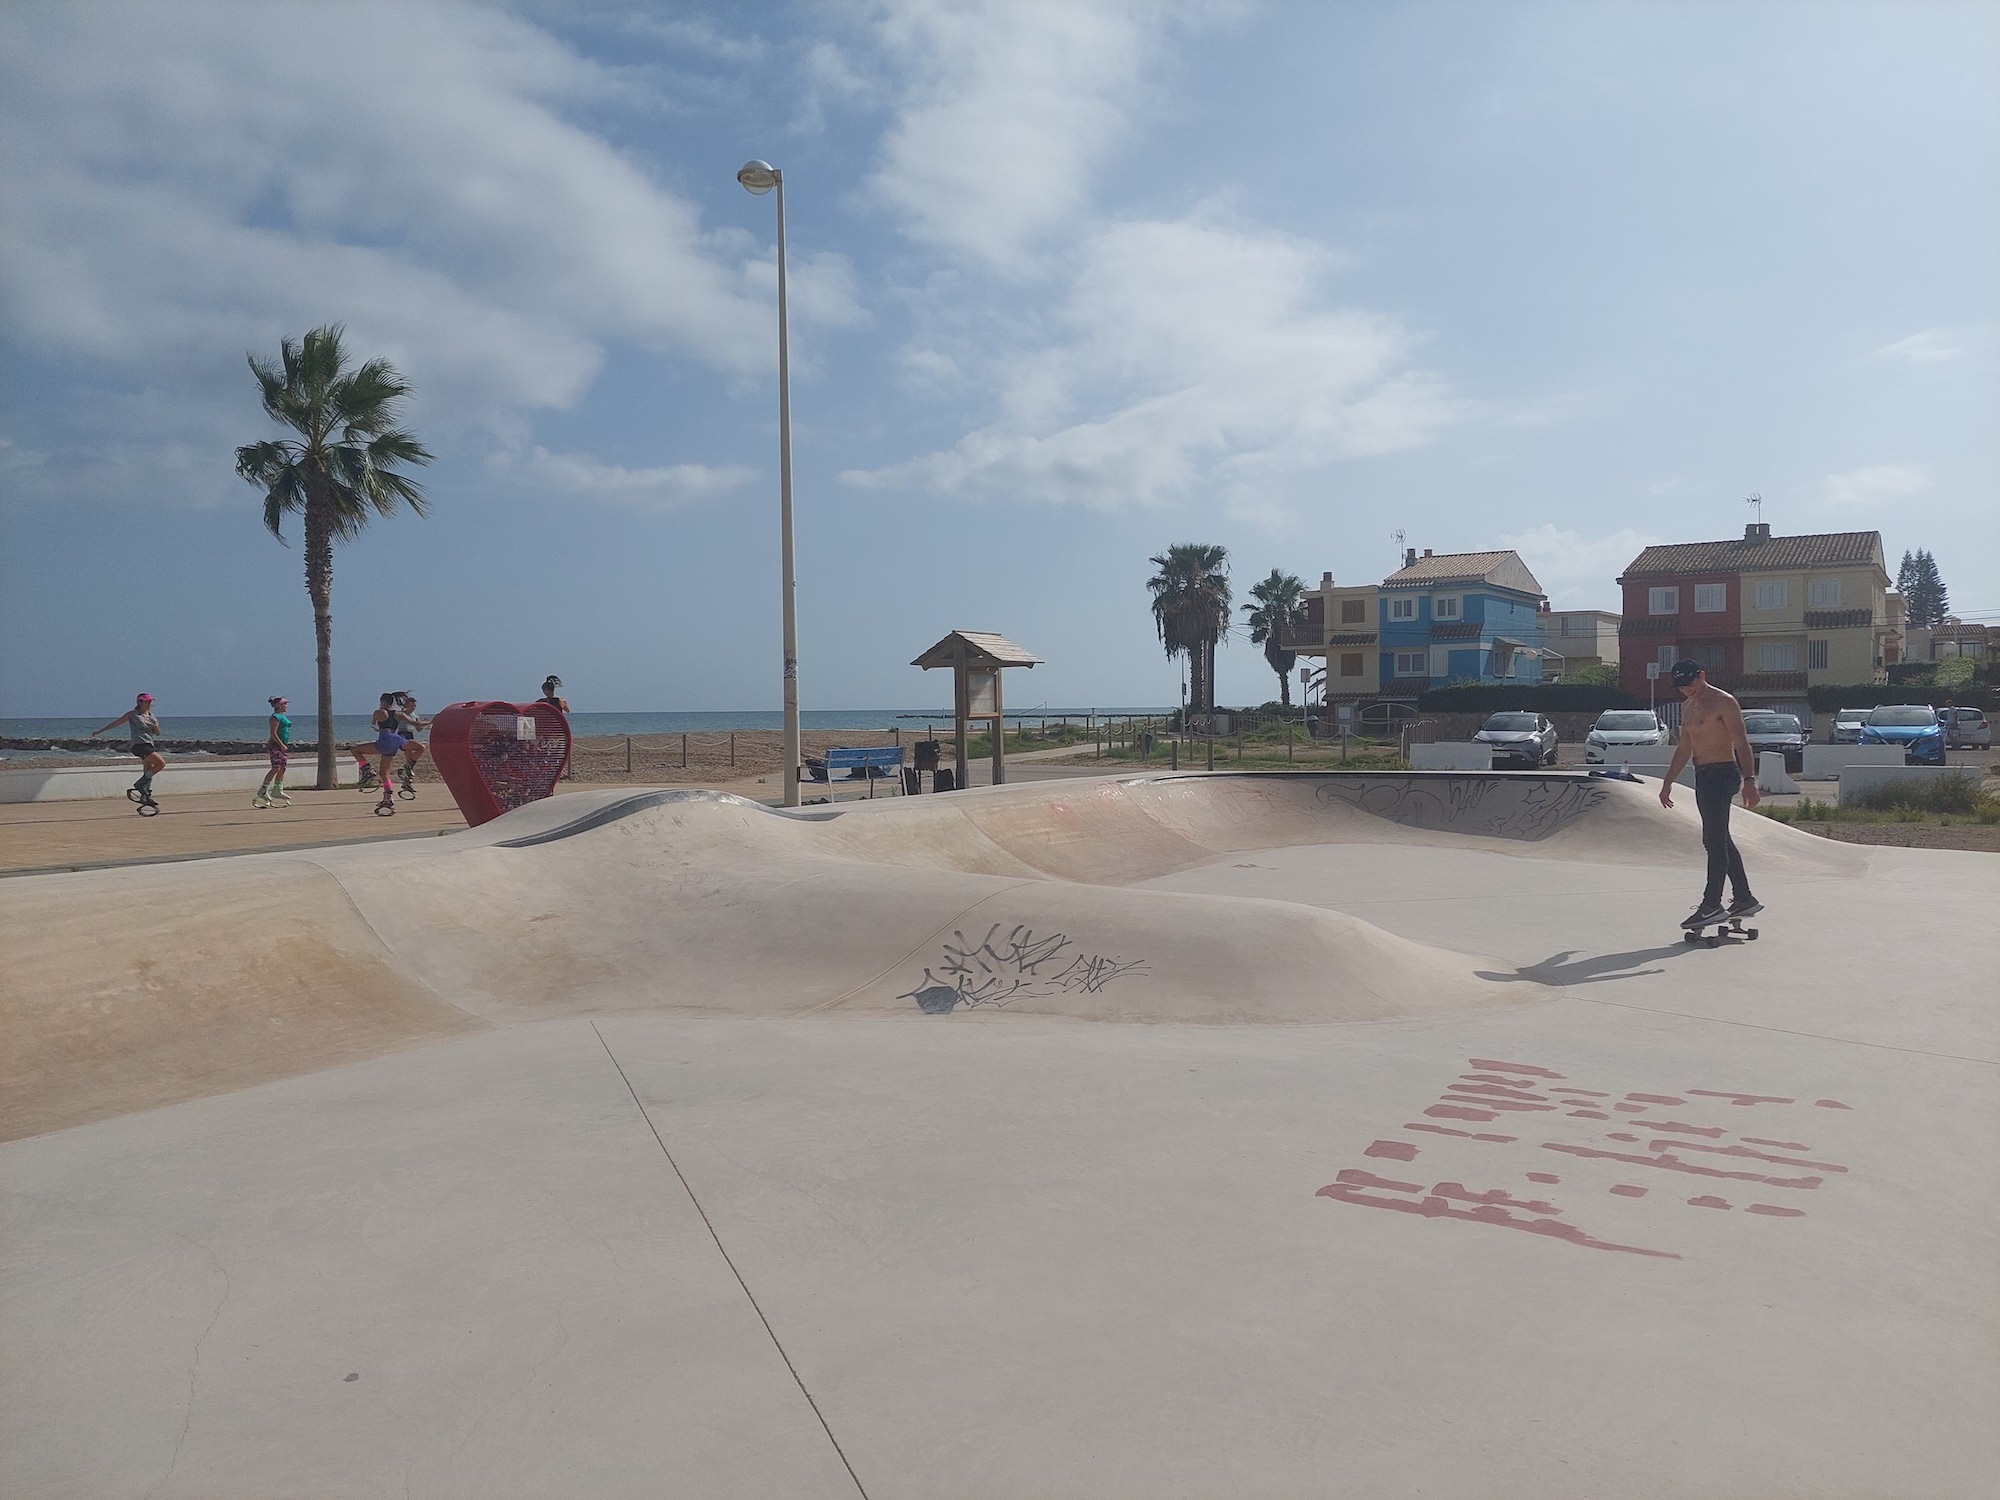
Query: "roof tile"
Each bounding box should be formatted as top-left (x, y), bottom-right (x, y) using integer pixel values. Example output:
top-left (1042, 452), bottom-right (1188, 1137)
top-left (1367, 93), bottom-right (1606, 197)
top-left (1620, 531), bottom-right (1883, 578)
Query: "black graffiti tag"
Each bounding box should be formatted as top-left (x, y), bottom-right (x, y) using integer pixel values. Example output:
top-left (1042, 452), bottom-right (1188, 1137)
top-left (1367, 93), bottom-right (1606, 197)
top-left (901, 924), bottom-right (1149, 1013)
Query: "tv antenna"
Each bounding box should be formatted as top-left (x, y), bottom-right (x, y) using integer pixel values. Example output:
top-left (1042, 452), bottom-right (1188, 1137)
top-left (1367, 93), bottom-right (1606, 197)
top-left (1391, 528), bottom-right (1406, 565)
top-left (1744, 493), bottom-right (1763, 523)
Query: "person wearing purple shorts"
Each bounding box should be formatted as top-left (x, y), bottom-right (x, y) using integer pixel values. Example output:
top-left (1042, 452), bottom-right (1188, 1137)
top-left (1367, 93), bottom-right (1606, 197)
top-left (254, 696), bottom-right (292, 807)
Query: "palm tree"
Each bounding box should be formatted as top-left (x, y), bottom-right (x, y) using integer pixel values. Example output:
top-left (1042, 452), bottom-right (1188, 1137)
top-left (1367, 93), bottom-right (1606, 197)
top-left (236, 326), bottom-right (433, 789)
top-left (1147, 543), bottom-right (1231, 723)
top-left (1242, 569), bottom-right (1306, 708)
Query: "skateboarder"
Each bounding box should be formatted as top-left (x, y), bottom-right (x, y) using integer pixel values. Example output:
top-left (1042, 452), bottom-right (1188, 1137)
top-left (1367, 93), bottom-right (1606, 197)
top-left (1658, 659), bottom-right (1762, 931)
top-left (89, 692), bottom-right (166, 813)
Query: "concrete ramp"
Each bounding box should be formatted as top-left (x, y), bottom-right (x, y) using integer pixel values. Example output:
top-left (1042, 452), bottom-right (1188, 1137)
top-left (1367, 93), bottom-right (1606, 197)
top-left (0, 859), bottom-right (485, 1141)
top-left (0, 772), bottom-right (1856, 1140)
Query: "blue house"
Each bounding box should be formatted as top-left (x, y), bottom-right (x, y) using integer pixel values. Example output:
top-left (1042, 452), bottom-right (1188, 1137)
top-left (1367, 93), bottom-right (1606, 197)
top-left (1377, 548), bottom-right (1548, 694)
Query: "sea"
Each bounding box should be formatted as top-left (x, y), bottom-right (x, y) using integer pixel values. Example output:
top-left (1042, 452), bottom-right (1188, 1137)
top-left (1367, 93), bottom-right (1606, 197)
top-left (1, 708), bottom-right (1174, 758)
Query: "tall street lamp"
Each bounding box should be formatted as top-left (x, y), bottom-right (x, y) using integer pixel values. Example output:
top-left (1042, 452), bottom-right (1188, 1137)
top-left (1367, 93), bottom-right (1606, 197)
top-left (737, 158), bottom-right (801, 808)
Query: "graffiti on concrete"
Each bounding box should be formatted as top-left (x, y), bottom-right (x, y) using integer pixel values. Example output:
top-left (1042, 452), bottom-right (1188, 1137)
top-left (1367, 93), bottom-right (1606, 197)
top-left (1314, 775), bottom-right (1605, 842)
top-left (902, 923), bottom-right (1149, 1014)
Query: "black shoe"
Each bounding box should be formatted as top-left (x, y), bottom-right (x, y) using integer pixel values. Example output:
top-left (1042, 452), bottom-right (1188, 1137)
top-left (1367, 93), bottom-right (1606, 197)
top-left (1681, 902), bottom-right (1725, 930)
top-left (1727, 897), bottom-right (1764, 920)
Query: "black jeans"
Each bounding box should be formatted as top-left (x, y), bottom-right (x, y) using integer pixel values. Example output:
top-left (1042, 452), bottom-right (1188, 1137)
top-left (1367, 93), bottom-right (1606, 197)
top-left (1694, 763), bottom-right (1753, 909)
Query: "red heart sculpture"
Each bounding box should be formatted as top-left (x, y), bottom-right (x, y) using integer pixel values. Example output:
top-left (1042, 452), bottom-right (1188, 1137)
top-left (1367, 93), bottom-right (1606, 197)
top-left (429, 701), bottom-right (573, 827)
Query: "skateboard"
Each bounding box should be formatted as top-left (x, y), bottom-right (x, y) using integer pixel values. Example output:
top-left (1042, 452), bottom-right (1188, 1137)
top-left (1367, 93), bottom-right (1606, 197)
top-left (1683, 918), bottom-right (1758, 948)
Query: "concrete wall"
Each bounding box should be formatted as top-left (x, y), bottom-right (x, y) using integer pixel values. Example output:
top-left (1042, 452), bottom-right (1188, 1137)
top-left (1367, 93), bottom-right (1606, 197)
top-left (0, 759), bottom-right (359, 803)
top-left (1799, 744), bottom-right (1907, 781)
top-left (1408, 743), bottom-right (1495, 771)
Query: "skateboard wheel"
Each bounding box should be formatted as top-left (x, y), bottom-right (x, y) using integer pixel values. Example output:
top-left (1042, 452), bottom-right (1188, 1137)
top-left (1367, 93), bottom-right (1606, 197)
top-left (1745, 928), bottom-right (1759, 940)
top-left (1683, 931), bottom-right (1699, 944)
top-left (1704, 935), bottom-right (1720, 947)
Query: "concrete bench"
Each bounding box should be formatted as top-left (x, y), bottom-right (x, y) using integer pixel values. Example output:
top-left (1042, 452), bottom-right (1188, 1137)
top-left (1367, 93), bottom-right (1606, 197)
top-left (1800, 743), bottom-right (1906, 781)
top-left (1756, 752), bottom-right (1800, 795)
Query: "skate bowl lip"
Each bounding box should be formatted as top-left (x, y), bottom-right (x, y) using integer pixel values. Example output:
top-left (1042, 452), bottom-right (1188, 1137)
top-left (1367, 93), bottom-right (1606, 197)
top-left (492, 769), bottom-right (1621, 849)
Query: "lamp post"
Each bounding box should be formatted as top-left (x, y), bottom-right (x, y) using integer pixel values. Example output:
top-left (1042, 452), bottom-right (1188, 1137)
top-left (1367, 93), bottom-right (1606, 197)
top-left (737, 158), bottom-right (801, 808)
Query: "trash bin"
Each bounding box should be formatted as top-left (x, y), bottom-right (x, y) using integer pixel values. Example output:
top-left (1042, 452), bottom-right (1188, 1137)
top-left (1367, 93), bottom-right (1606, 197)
top-left (934, 767), bottom-right (957, 793)
top-left (914, 739), bottom-right (942, 771)
top-left (902, 767), bottom-right (921, 795)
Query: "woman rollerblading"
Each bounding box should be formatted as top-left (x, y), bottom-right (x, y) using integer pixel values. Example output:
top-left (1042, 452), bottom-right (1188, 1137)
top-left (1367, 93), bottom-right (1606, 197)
top-left (254, 696), bottom-right (293, 807)
top-left (363, 692), bottom-right (427, 813)
top-left (90, 693), bottom-right (167, 816)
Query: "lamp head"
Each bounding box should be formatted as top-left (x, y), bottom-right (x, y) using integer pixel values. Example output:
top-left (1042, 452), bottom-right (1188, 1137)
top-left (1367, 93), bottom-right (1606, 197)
top-left (736, 159), bottom-right (778, 194)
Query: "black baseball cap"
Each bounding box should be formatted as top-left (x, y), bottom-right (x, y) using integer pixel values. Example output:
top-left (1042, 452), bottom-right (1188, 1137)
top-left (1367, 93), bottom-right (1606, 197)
top-left (1669, 659), bottom-right (1704, 685)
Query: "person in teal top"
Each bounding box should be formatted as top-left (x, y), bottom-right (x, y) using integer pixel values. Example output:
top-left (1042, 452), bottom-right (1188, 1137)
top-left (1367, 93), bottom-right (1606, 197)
top-left (254, 696), bottom-right (293, 808)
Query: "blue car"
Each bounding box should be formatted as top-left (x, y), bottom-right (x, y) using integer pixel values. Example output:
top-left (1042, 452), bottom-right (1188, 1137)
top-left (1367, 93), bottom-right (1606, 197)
top-left (1859, 705), bottom-right (1947, 764)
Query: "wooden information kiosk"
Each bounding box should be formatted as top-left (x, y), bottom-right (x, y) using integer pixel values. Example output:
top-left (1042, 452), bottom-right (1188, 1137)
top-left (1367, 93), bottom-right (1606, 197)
top-left (911, 631), bottom-right (1043, 790)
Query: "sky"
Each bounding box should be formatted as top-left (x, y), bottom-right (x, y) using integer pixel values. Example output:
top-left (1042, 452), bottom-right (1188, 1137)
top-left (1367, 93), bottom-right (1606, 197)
top-left (2, 0), bottom-right (1995, 716)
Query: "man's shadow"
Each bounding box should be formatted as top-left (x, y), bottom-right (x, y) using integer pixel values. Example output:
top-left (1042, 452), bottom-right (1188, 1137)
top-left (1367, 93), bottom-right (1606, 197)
top-left (1477, 945), bottom-right (1695, 988)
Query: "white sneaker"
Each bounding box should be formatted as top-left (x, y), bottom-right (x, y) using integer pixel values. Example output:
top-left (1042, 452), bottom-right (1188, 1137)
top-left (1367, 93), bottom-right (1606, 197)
top-left (269, 789), bottom-right (292, 805)
top-left (253, 795), bottom-right (271, 808)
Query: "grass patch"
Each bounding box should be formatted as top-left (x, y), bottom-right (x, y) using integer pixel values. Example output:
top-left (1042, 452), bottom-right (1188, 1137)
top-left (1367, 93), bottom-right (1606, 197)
top-left (1759, 774), bottom-right (2000, 827)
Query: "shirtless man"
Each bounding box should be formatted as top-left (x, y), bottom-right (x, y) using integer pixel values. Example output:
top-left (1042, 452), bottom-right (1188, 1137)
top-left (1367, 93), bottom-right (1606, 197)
top-left (1659, 659), bottom-right (1762, 930)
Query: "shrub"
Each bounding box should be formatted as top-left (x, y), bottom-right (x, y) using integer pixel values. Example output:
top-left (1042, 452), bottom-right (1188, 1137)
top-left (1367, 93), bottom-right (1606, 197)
top-left (1559, 662), bottom-right (1621, 687)
top-left (1935, 656), bottom-right (1977, 690)
top-left (1848, 774), bottom-right (1987, 816)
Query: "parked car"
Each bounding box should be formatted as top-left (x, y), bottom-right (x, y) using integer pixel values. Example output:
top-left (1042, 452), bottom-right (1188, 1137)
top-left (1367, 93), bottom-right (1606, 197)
top-left (1938, 707), bottom-right (1992, 749)
top-left (1473, 711), bottom-right (1558, 767)
top-left (1583, 709), bottom-right (1669, 764)
top-left (1828, 707), bottom-right (1868, 744)
top-left (1859, 705), bottom-right (1947, 765)
top-left (1740, 710), bottom-right (1807, 773)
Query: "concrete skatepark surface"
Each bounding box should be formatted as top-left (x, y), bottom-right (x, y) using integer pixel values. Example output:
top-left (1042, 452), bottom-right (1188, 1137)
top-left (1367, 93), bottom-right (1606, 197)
top-left (2, 771), bottom-right (1994, 1497)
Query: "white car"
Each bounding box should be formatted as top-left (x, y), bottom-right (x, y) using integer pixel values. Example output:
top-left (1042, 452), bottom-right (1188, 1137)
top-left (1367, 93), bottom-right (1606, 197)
top-left (1583, 709), bottom-right (1669, 764)
top-left (1938, 707), bottom-right (1992, 749)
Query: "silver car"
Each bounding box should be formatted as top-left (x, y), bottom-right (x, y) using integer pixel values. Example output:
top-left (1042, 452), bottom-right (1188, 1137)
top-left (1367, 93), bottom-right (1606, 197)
top-left (1474, 711), bottom-right (1558, 767)
top-left (1742, 710), bottom-right (1808, 773)
top-left (1583, 709), bottom-right (1668, 764)
top-left (1828, 707), bottom-right (1867, 744)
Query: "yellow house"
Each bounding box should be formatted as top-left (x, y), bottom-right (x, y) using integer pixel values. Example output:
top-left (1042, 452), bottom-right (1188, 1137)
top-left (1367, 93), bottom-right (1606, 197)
top-left (1285, 572), bottom-right (1380, 700)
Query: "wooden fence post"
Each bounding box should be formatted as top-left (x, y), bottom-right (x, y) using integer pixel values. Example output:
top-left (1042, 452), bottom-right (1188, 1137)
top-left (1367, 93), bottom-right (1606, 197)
top-left (625, 736), bottom-right (633, 774)
top-left (730, 732), bottom-right (736, 767)
top-left (681, 732), bottom-right (688, 768)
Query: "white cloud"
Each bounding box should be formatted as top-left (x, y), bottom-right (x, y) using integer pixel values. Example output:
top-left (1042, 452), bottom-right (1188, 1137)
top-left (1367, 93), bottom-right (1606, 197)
top-left (864, 0), bottom-right (1193, 272)
top-left (1869, 329), bottom-right (1967, 365)
top-left (491, 446), bottom-right (756, 512)
top-left (0, 0), bottom-right (859, 505)
top-left (1822, 464), bottom-right (1930, 507)
top-left (1492, 525), bottom-right (1660, 612)
top-left (844, 210), bottom-right (1460, 517)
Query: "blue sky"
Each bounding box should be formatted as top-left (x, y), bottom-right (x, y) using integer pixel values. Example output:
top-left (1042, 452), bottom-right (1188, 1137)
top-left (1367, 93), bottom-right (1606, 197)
top-left (2, 0), bottom-right (1994, 716)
